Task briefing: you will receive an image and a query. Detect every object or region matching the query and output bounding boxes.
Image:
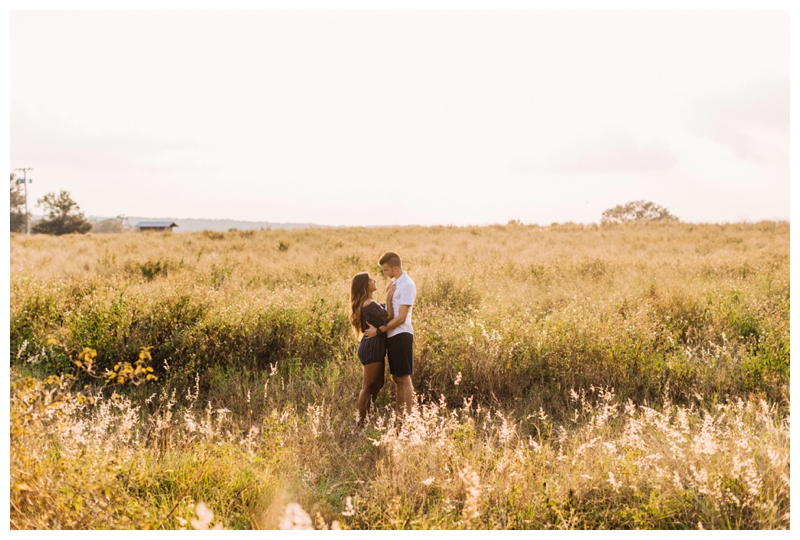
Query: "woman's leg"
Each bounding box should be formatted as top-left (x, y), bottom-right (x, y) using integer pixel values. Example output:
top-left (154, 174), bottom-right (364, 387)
top-left (358, 360), bottom-right (385, 426)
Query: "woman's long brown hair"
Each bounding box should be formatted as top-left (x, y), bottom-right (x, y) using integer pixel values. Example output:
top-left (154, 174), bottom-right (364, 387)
top-left (349, 272), bottom-right (371, 338)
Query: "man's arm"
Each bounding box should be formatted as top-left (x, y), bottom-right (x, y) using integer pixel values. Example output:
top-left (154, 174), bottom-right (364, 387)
top-left (364, 304), bottom-right (410, 338)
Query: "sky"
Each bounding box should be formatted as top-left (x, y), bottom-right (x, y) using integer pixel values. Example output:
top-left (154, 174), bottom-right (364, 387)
top-left (9, 10), bottom-right (790, 226)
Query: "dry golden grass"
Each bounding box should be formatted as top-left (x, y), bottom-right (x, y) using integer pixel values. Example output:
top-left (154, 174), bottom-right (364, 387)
top-left (9, 221), bottom-right (789, 529)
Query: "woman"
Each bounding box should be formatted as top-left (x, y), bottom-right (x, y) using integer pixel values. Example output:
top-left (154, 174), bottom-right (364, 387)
top-left (349, 272), bottom-right (394, 426)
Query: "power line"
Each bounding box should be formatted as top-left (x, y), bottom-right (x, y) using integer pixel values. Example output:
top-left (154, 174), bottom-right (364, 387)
top-left (13, 168), bottom-right (33, 235)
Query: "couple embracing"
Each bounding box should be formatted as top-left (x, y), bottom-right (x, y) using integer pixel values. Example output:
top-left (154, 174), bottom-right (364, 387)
top-left (348, 251), bottom-right (416, 426)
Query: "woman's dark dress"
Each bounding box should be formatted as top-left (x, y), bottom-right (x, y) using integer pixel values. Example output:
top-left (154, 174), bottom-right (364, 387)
top-left (357, 301), bottom-right (388, 365)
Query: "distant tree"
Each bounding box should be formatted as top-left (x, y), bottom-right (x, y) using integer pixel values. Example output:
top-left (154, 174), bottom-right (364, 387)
top-left (10, 173), bottom-right (26, 233)
top-left (601, 200), bottom-right (678, 224)
top-left (32, 191), bottom-right (92, 235)
top-left (92, 215), bottom-right (128, 234)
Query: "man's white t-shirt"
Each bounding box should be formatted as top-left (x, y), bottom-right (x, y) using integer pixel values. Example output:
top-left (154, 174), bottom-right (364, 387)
top-left (388, 271), bottom-right (416, 338)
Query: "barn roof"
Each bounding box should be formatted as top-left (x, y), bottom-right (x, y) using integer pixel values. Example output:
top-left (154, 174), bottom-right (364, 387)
top-left (135, 221), bottom-right (179, 228)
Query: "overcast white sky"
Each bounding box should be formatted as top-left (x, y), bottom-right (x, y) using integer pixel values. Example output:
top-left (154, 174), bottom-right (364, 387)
top-left (10, 10), bottom-right (789, 226)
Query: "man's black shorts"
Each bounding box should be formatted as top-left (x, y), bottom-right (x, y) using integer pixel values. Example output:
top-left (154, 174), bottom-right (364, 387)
top-left (387, 332), bottom-right (414, 376)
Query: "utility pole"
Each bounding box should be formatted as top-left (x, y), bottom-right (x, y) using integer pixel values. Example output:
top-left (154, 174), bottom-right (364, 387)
top-left (14, 168), bottom-right (33, 235)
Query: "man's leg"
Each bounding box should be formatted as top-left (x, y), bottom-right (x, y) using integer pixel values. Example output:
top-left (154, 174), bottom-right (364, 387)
top-left (358, 361), bottom-right (385, 426)
top-left (392, 374), bottom-right (415, 415)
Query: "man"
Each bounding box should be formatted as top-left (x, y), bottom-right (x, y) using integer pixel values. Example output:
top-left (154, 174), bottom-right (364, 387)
top-left (364, 251), bottom-right (416, 415)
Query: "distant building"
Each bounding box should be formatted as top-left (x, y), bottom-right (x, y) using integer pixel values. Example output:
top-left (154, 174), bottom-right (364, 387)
top-left (135, 221), bottom-right (179, 233)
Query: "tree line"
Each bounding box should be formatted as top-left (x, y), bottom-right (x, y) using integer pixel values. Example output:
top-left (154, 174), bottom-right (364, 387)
top-left (10, 173), bottom-right (126, 235)
top-left (10, 172), bottom-right (679, 235)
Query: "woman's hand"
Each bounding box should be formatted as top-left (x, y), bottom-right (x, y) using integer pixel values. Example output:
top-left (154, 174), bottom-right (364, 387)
top-left (363, 322), bottom-right (378, 339)
top-left (386, 282), bottom-right (396, 298)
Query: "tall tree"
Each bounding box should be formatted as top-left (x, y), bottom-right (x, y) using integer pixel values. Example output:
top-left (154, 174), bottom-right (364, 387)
top-left (601, 201), bottom-right (679, 224)
top-left (10, 173), bottom-right (26, 233)
top-left (32, 191), bottom-right (92, 235)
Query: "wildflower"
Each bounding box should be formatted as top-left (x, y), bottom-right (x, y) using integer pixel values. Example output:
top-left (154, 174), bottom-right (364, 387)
top-left (16, 339), bottom-right (28, 361)
top-left (341, 496), bottom-right (355, 516)
top-left (608, 472), bottom-right (622, 492)
top-left (79, 347), bottom-right (97, 362)
top-left (459, 465), bottom-right (482, 522)
top-left (190, 501), bottom-right (223, 530)
top-left (280, 503), bottom-right (313, 530)
top-left (138, 347), bottom-right (152, 362)
top-left (528, 436), bottom-right (541, 452)
top-left (672, 471), bottom-right (683, 490)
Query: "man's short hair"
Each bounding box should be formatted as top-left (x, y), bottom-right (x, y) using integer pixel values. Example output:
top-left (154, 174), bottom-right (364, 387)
top-left (379, 251), bottom-right (402, 268)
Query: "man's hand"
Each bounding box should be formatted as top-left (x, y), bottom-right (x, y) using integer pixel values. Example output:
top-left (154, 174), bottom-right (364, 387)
top-left (364, 322), bottom-right (378, 339)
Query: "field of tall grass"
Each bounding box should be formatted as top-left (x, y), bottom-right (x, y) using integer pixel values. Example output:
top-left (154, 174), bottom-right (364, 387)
top-left (9, 221), bottom-right (789, 529)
